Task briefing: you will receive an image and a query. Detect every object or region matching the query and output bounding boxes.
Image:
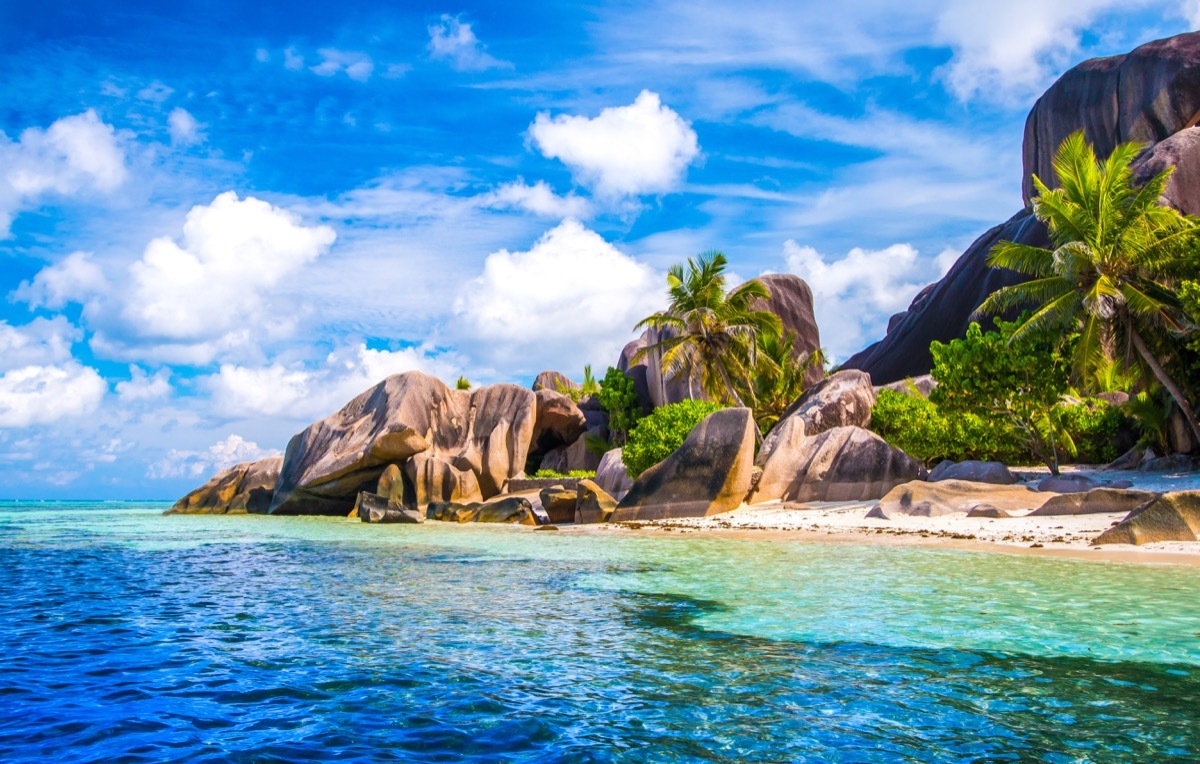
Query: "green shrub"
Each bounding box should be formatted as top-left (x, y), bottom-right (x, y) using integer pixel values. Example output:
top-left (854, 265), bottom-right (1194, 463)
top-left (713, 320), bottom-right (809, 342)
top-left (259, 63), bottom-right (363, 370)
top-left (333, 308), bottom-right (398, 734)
top-left (1054, 400), bottom-right (1126, 464)
top-left (533, 469), bottom-right (597, 480)
top-left (871, 389), bottom-right (1025, 465)
top-left (455, 375), bottom-right (471, 390)
top-left (597, 366), bottom-right (643, 445)
top-left (622, 400), bottom-right (724, 478)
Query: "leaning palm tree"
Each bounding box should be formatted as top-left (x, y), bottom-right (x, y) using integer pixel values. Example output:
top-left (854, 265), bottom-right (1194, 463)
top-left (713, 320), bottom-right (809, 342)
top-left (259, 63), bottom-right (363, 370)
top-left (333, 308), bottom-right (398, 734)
top-left (635, 252), bottom-right (782, 407)
top-left (975, 131), bottom-right (1200, 443)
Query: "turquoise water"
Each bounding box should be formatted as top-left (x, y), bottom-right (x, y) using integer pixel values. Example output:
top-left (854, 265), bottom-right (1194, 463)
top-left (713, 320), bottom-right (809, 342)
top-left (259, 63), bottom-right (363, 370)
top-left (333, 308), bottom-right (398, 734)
top-left (2, 502), bottom-right (1199, 762)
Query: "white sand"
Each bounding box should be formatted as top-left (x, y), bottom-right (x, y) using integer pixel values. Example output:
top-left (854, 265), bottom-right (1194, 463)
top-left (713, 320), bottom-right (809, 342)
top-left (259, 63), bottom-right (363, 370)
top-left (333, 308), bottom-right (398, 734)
top-left (609, 465), bottom-right (1200, 565)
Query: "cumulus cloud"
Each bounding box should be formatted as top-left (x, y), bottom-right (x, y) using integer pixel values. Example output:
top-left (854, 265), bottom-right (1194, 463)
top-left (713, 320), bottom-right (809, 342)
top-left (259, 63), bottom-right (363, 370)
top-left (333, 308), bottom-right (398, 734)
top-left (427, 14), bottom-right (510, 71)
top-left (935, 0), bottom-right (1130, 102)
top-left (205, 343), bottom-right (463, 420)
top-left (0, 110), bottom-right (127, 237)
top-left (0, 364), bottom-right (107, 428)
top-left (13, 251), bottom-right (109, 310)
top-left (147, 434), bottom-right (280, 480)
top-left (167, 107), bottom-right (204, 146)
top-left (115, 366), bottom-right (172, 402)
top-left (454, 219), bottom-right (661, 373)
top-left (0, 317), bottom-right (81, 371)
top-left (310, 48), bottom-right (375, 81)
top-left (529, 91), bottom-right (700, 199)
top-left (783, 240), bottom-right (937, 360)
top-left (479, 179), bottom-right (592, 219)
top-left (75, 191), bottom-right (337, 363)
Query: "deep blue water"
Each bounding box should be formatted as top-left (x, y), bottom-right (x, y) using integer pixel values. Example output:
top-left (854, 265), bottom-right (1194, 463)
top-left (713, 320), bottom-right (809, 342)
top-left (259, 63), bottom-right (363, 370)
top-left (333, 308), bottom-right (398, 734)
top-left (2, 503), bottom-right (1199, 762)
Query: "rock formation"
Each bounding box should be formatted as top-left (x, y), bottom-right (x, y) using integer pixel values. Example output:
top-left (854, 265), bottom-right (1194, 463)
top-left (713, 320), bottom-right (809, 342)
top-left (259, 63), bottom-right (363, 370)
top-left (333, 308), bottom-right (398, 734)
top-left (539, 486), bottom-right (578, 524)
top-left (574, 479), bottom-right (618, 524)
top-left (869, 480), bottom-right (1051, 519)
top-left (843, 31), bottom-right (1200, 384)
top-left (595, 449), bottom-right (634, 501)
top-left (610, 408), bottom-right (755, 522)
top-left (1092, 491), bottom-right (1200, 545)
top-left (751, 426), bottom-right (921, 503)
top-left (268, 371), bottom-right (535, 515)
top-left (167, 456), bottom-right (282, 515)
top-left (356, 491), bottom-right (424, 524)
top-left (927, 460), bottom-right (1017, 485)
top-left (1029, 488), bottom-right (1159, 516)
top-left (530, 389), bottom-right (588, 456)
top-left (761, 370), bottom-right (875, 451)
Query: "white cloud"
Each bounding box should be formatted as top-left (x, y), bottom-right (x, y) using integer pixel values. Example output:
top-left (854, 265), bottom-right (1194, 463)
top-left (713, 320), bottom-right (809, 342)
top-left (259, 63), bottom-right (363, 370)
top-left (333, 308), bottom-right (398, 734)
top-left (479, 179), bottom-right (592, 219)
top-left (115, 366), bottom-right (172, 402)
top-left (934, 0), bottom-right (1130, 102)
top-left (255, 48), bottom-right (270, 63)
top-left (529, 91), bottom-right (700, 199)
top-left (109, 191), bottom-right (334, 360)
top-left (147, 434), bottom-right (280, 480)
top-left (783, 240), bottom-right (936, 360)
top-left (13, 251), bottom-right (109, 310)
top-left (454, 219), bottom-right (661, 373)
top-left (0, 317), bottom-right (81, 372)
top-left (284, 47), bottom-right (304, 70)
top-left (0, 363), bottom-right (107, 428)
top-left (0, 110), bottom-right (127, 237)
top-left (427, 14), bottom-right (511, 71)
top-left (310, 48), bottom-right (375, 82)
top-left (205, 343), bottom-right (462, 420)
top-left (1184, 1), bottom-right (1200, 26)
top-left (136, 81), bottom-right (174, 102)
top-left (167, 107), bottom-right (204, 146)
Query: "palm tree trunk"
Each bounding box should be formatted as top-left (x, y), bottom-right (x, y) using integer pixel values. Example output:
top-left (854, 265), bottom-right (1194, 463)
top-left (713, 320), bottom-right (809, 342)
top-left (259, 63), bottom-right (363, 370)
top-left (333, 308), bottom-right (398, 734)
top-left (1129, 324), bottom-right (1200, 447)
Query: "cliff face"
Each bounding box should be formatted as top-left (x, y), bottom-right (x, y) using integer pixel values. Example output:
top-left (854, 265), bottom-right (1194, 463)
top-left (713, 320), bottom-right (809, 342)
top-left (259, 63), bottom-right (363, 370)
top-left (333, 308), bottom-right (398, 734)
top-left (843, 31), bottom-right (1200, 385)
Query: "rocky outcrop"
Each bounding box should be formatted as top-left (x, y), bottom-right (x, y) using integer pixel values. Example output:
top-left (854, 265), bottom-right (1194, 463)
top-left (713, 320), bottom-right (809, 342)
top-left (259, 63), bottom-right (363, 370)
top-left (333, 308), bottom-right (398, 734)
top-left (927, 460), bottom-right (1017, 485)
top-left (1140, 454), bottom-right (1200, 473)
top-left (574, 479), bottom-right (618, 524)
top-left (751, 425), bottom-right (922, 503)
top-left (355, 491), bottom-right (424, 524)
top-left (618, 274), bottom-right (822, 411)
top-left (404, 453), bottom-right (483, 507)
top-left (1035, 474), bottom-right (1132, 493)
top-left (427, 496), bottom-right (541, 526)
top-left (1024, 32), bottom-right (1200, 206)
top-left (1092, 491), bottom-right (1200, 545)
top-left (595, 449), bottom-right (634, 501)
top-left (530, 389), bottom-right (587, 456)
top-left (269, 371), bottom-right (535, 515)
top-left (167, 456), bottom-right (282, 515)
top-left (610, 408), bottom-right (755, 522)
top-left (844, 32), bottom-right (1200, 385)
top-left (1029, 488), bottom-right (1158, 516)
top-left (540, 422), bottom-right (605, 474)
top-left (759, 370), bottom-right (875, 456)
top-left (539, 486), bottom-right (578, 524)
top-left (532, 371), bottom-right (579, 394)
top-left (869, 480), bottom-right (1050, 519)
top-left (875, 375), bottom-right (937, 398)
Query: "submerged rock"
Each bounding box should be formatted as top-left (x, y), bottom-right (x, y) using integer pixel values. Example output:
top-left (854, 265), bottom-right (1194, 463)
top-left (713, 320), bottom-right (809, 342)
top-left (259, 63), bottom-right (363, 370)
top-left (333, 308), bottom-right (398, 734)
top-left (167, 456), bottom-right (282, 515)
top-left (426, 496), bottom-right (540, 526)
top-left (1092, 491), bottom-right (1200, 545)
top-left (610, 408), bottom-right (755, 522)
top-left (752, 425), bottom-right (921, 503)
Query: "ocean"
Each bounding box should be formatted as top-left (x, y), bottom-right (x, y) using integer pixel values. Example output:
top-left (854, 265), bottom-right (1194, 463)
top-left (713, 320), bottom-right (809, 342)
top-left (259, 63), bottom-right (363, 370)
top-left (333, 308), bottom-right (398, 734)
top-left (2, 502), bottom-right (1198, 762)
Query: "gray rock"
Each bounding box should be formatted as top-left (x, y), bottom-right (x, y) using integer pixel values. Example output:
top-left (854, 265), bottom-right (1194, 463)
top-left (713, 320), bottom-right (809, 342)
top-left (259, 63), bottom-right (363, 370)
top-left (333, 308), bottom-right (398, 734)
top-left (539, 486), bottom-right (577, 524)
top-left (1037, 474), bottom-right (1105, 493)
top-left (928, 460), bottom-right (1017, 485)
top-left (426, 496), bottom-right (541, 525)
top-left (610, 408), bottom-right (756, 522)
top-left (1092, 491), bottom-right (1200, 545)
top-left (966, 504), bottom-right (1012, 518)
top-left (760, 370), bottom-right (876, 462)
top-left (269, 371), bottom-right (535, 515)
top-left (1139, 454), bottom-right (1200, 473)
top-left (1029, 488), bottom-right (1159, 516)
top-left (532, 371), bottom-right (579, 394)
top-left (870, 480), bottom-right (1049, 519)
top-left (595, 449), bottom-right (634, 501)
top-left (168, 455), bottom-right (283, 515)
top-left (530, 389), bottom-right (587, 455)
top-left (356, 491), bottom-right (424, 524)
top-left (874, 375), bottom-right (938, 398)
top-left (752, 425), bottom-right (921, 504)
top-left (574, 479), bottom-right (618, 524)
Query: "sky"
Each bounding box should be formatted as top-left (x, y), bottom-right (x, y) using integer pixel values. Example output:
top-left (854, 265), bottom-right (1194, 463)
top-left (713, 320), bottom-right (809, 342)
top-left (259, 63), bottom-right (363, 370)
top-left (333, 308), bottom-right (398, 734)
top-left (0, 1), bottom-right (1196, 499)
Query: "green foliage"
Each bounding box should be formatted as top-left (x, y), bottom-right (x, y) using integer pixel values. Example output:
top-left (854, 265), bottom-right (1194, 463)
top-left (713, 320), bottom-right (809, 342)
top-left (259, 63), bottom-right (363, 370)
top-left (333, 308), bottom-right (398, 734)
top-left (635, 251), bottom-right (782, 407)
top-left (930, 318), bottom-right (1071, 472)
top-left (622, 400), bottom-right (724, 478)
top-left (533, 469), bottom-right (597, 480)
top-left (455, 375), bottom-right (471, 390)
top-left (871, 390), bottom-right (1025, 465)
top-left (1053, 400), bottom-right (1126, 464)
top-left (1125, 389), bottom-right (1172, 452)
top-left (746, 330), bottom-right (824, 433)
top-left (597, 366), bottom-right (643, 446)
top-left (580, 364), bottom-right (601, 398)
top-left (977, 130), bottom-right (1200, 442)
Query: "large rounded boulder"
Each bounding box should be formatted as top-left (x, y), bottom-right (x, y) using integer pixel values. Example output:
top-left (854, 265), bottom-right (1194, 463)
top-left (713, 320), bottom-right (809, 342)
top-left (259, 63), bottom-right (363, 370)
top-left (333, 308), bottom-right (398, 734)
top-left (760, 370), bottom-right (875, 458)
top-left (751, 426), bottom-right (921, 504)
top-left (610, 408), bottom-right (756, 522)
top-left (1092, 491), bottom-right (1200, 545)
top-left (168, 456), bottom-right (283, 515)
top-left (269, 371), bottom-right (535, 515)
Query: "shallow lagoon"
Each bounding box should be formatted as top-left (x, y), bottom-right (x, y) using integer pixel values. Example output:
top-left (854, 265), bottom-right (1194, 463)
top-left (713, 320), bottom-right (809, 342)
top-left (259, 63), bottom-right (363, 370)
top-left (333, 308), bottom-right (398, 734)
top-left (2, 503), bottom-right (1199, 762)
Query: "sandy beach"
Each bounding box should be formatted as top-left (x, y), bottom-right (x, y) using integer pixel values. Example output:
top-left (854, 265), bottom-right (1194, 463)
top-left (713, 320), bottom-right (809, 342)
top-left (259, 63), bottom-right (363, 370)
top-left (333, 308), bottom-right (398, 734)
top-left (589, 465), bottom-right (1200, 566)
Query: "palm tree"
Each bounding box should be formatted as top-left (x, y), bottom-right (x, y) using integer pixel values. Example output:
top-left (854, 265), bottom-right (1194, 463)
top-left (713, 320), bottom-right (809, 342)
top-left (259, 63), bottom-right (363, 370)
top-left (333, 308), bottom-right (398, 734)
top-left (749, 330), bottom-right (824, 432)
top-left (975, 131), bottom-right (1200, 443)
top-left (635, 252), bottom-right (782, 407)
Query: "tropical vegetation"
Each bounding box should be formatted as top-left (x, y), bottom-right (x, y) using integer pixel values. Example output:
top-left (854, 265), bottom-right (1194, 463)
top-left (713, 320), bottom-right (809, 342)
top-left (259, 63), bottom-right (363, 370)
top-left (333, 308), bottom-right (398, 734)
top-left (622, 400), bottom-right (725, 478)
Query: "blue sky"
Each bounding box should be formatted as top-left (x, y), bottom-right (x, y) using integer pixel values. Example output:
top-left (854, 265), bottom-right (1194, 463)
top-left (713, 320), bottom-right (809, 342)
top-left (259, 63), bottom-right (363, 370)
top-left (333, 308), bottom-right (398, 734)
top-left (0, 1), bottom-right (1196, 499)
